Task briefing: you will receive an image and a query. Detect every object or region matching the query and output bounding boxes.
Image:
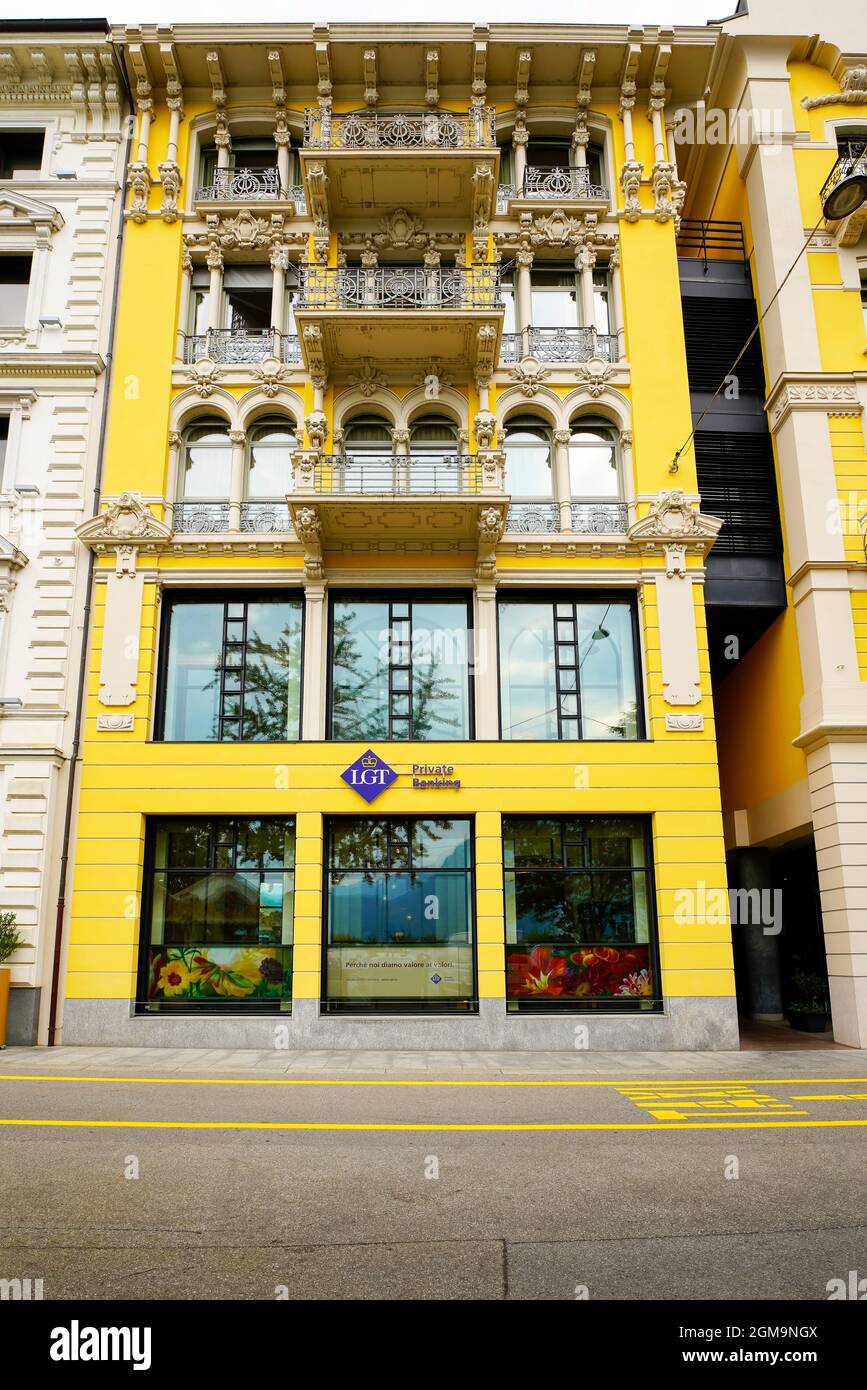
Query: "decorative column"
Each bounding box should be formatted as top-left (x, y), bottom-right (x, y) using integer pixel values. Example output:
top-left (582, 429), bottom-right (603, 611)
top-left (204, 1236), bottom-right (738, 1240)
top-left (619, 70), bottom-right (643, 223)
top-left (576, 241), bottom-right (596, 329)
top-left (275, 109), bottom-right (291, 191)
top-left (572, 112), bottom-right (588, 169)
top-left (127, 79), bottom-right (153, 222)
top-left (391, 427), bottom-right (410, 492)
top-left (206, 245), bottom-right (223, 332)
top-left (158, 77), bottom-right (184, 224)
top-left (270, 244), bottom-right (288, 335)
top-left (301, 580), bottom-right (327, 740)
top-left (228, 429), bottom-right (246, 532)
top-left (609, 245), bottom-right (625, 361)
top-left (176, 249), bottom-right (192, 361)
top-left (515, 244), bottom-right (533, 339)
top-left (512, 113), bottom-right (528, 193)
top-left (165, 432), bottom-right (181, 528)
top-left (474, 581), bottom-right (499, 738)
top-left (215, 107), bottom-right (232, 172)
top-left (619, 430), bottom-right (635, 524)
top-left (553, 429), bottom-right (573, 532)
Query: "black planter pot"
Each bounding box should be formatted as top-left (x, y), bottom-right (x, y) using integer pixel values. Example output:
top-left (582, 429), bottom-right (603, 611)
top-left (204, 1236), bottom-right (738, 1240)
top-left (788, 1010), bottom-right (831, 1034)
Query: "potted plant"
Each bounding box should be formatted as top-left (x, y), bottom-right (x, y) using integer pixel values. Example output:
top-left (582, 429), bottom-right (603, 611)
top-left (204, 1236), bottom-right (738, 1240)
top-left (787, 971), bottom-right (831, 1033)
top-left (0, 911), bottom-right (25, 1049)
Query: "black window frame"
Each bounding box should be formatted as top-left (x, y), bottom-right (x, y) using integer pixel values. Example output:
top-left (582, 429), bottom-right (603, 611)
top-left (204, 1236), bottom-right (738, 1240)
top-left (496, 589), bottom-right (646, 742)
top-left (326, 588), bottom-right (476, 742)
top-left (321, 813), bottom-right (478, 1016)
top-left (136, 814), bottom-right (296, 1015)
top-left (502, 813), bottom-right (662, 1014)
top-left (154, 587), bottom-right (305, 743)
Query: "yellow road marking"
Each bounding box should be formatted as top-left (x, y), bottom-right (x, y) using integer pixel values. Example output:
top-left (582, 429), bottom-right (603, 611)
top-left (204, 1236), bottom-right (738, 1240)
top-left (792, 1094), bottom-right (867, 1101)
top-left (1, 1073), bottom-right (866, 1089)
top-left (2, 1117), bottom-right (867, 1132)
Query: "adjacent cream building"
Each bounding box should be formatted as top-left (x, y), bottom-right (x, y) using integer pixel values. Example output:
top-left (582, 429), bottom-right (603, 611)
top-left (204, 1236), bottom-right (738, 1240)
top-left (0, 21), bottom-right (128, 1042)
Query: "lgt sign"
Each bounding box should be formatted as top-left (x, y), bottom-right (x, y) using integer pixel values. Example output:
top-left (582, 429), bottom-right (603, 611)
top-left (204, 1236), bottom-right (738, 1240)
top-left (340, 750), bottom-right (398, 804)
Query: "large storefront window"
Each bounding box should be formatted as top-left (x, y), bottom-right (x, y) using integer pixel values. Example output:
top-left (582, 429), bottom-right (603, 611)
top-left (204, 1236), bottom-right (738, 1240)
top-left (329, 593), bottom-right (472, 740)
top-left (139, 817), bottom-right (295, 1011)
top-left (323, 817), bottom-right (475, 1012)
top-left (498, 593), bottom-right (641, 740)
top-left (157, 591), bottom-right (303, 741)
top-left (504, 816), bottom-right (660, 1011)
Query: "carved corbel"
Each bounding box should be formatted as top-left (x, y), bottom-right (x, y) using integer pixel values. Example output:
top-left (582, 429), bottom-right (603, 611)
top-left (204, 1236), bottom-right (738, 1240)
top-left (425, 49), bottom-right (439, 107)
top-left (294, 505), bottom-right (324, 581)
top-left (363, 49), bottom-right (378, 107)
top-left (619, 161), bottom-right (644, 222)
top-left (126, 161), bottom-right (151, 223)
top-left (476, 504), bottom-right (506, 582)
top-left (158, 160), bottom-right (181, 224)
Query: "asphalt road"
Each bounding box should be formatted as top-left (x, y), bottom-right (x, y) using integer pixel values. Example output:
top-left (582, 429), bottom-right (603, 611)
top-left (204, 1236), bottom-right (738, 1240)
top-left (1, 1062), bottom-right (866, 1300)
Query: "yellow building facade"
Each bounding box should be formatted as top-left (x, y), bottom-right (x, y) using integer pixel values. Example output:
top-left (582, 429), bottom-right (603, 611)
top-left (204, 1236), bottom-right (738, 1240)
top-left (52, 10), bottom-right (866, 1050)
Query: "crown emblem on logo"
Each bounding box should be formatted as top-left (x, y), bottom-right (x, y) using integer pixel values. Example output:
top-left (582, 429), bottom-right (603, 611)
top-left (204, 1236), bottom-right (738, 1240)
top-left (361, 754), bottom-right (377, 768)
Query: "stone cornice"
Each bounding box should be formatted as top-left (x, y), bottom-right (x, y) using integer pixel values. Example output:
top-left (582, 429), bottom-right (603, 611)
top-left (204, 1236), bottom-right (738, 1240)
top-left (0, 353), bottom-right (104, 380)
top-left (766, 373), bottom-right (865, 432)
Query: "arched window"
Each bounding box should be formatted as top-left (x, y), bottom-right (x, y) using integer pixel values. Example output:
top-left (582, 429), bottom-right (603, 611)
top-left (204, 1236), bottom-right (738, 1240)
top-left (177, 419), bottom-right (232, 530)
top-left (504, 417), bottom-right (553, 499)
top-left (180, 420), bottom-right (231, 500)
top-left (409, 413), bottom-right (461, 492)
top-left (341, 414), bottom-right (393, 493)
top-left (247, 419), bottom-right (297, 499)
top-left (568, 419), bottom-right (619, 501)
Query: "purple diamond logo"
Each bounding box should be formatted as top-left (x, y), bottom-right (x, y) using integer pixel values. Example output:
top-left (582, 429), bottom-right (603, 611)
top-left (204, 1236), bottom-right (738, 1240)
top-left (340, 749), bottom-right (398, 804)
top-left (430, 974), bottom-right (443, 986)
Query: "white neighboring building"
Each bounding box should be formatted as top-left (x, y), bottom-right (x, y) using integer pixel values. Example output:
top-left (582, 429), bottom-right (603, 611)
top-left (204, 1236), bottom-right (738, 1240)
top-left (0, 22), bottom-right (128, 1043)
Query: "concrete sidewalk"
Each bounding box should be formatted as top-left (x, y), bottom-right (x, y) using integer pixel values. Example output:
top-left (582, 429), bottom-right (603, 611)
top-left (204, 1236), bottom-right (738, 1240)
top-left (1, 1043), bottom-right (866, 1077)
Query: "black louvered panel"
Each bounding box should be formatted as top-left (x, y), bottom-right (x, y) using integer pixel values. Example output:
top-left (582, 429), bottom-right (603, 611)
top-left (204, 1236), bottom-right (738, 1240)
top-left (695, 431), bottom-right (782, 556)
top-left (681, 298), bottom-right (765, 394)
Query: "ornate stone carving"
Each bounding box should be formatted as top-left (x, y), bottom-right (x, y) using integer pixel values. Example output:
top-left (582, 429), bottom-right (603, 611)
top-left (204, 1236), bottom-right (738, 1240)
top-left (665, 713), bottom-right (704, 732)
top-left (254, 357), bottom-right (290, 398)
top-left (574, 357), bottom-right (613, 398)
top-left (619, 160), bottom-right (644, 222)
top-left (157, 160), bottom-right (181, 224)
top-left (349, 358), bottom-right (387, 397)
top-left (802, 64), bottom-right (867, 108)
top-left (474, 412), bottom-right (496, 449)
top-left (628, 489), bottom-right (721, 547)
top-left (372, 207), bottom-right (428, 252)
top-left (305, 412), bottom-right (328, 450)
top-left (509, 357), bottom-right (549, 397)
top-left (768, 378), bottom-right (861, 431)
top-left (126, 161), bottom-right (151, 223)
top-left (651, 161), bottom-right (679, 223)
top-left (525, 207), bottom-right (585, 249)
top-left (184, 358), bottom-right (221, 397)
top-left (97, 713), bottom-right (135, 732)
top-left (81, 493), bottom-right (171, 544)
top-left (301, 324), bottom-right (327, 379)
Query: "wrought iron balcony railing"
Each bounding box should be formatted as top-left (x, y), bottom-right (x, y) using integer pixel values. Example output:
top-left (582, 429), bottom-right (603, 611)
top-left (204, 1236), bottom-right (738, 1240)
top-left (303, 107), bottom-right (497, 150)
top-left (298, 454), bottom-right (492, 496)
top-left (173, 502), bottom-right (230, 533)
top-left (820, 140), bottom-right (867, 214)
top-left (506, 501), bottom-right (627, 534)
top-left (522, 166), bottom-right (609, 200)
top-left (298, 264), bottom-right (502, 311)
top-left (195, 166), bottom-right (285, 201)
top-left (183, 329), bottom-right (301, 365)
top-left (500, 326), bottom-right (619, 364)
top-left (496, 184), bottom-right (516, 213)
top-left (240, 502), bottom-right (294, 533)
top-left (172, 502), bottom-right (295, 534)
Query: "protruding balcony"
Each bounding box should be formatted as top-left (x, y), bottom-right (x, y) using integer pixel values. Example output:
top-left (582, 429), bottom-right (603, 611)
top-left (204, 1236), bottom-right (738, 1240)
top-left (820, 141), bottom-right (867, 246)
top-left (183, 329), bottom-right (302, 366)
top-left (505, 501), bottom-right (628, 534)
top-left (497, 166), bottom-right (609, 215)
top-left (300, 107), bottom-right (498, 219)
top-left (500, 326), bottom-right (618, 365)
top-left (294, 264), bottom-right (503, 378)
top-left (192, 166), bottom-right (306, 214)
top-left (288, 449), bottom-right (508, 548)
